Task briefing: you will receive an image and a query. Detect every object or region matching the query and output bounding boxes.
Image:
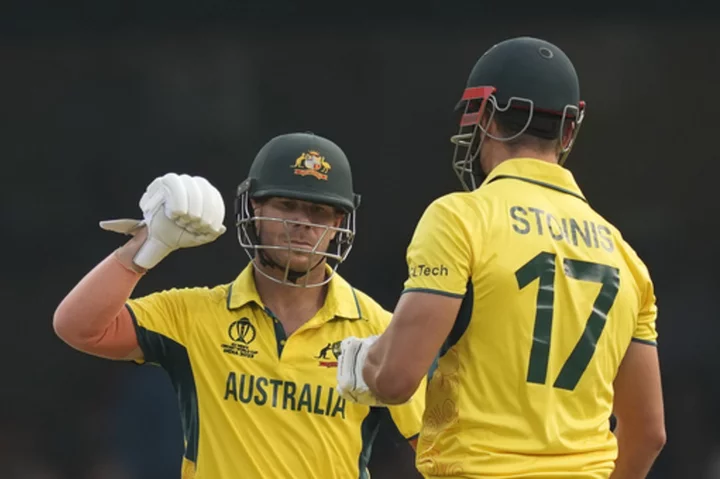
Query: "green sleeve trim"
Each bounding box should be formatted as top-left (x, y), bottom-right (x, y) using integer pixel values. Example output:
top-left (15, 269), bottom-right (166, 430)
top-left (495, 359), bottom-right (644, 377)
top-left (631, 337), bottom-right (657, 347)
top-left (402, 287), bottom-right (465, 299)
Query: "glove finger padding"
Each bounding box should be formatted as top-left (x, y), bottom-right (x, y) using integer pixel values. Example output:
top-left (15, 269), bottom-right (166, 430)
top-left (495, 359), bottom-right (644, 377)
top-left (139, 177), bottom-right (167, 219)
top-left (177, 174), bottom-right (204, 228)
top-left (337, 336), bottom-right (360, 389)
top-left (160, 173), bottom-right (189, 220)
top-left (194, 176), bottom-right (227, 235)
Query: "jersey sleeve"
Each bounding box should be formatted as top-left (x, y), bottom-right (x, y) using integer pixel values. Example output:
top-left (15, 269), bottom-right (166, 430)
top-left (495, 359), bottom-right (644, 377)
top-left (387, 376), bottom-right (426, 440)
top-left (633, 274), bottom-right (658, 346)
top-left (623, 243), bottom-right (658, 346)
top-left (126, 288), bottom-right (198, 365)
top-left (403, 195), bottom-right (473, 298)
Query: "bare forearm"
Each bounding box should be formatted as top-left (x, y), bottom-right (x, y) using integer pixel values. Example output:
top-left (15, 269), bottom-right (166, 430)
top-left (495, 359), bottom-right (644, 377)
top-left (363, 337), bottom-right (417, 404)
top-left (363, 339), bottom-right (387, 398)
top-left (610, 424), bottom-right (665, 479)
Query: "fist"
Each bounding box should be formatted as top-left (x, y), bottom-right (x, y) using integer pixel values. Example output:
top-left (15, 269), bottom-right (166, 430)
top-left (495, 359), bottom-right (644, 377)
top-left (336, 335), bottom-right (386, 406)
top-left (101, 173), bottom-right (227, 269)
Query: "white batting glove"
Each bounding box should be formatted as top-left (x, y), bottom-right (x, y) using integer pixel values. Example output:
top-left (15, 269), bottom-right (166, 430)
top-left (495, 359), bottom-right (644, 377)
top-left (336, 336), bottom-right (386, 406)
top-left (100, 173), bottom-right (227, 269)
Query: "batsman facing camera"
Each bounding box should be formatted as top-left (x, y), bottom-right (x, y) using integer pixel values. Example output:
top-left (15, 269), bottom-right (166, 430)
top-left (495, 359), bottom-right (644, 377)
top-left (52, 132), bottom-right (425, 479)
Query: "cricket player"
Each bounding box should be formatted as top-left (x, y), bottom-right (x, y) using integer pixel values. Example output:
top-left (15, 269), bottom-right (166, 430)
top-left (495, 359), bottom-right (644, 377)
top-left (336, 37), bottom-right (666, 479)
top-left (53, 132), bottom-right (424, 479)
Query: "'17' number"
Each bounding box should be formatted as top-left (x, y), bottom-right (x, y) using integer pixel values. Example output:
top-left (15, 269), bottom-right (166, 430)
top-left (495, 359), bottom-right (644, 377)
top-left (515, 252), bottom-right (619, 391)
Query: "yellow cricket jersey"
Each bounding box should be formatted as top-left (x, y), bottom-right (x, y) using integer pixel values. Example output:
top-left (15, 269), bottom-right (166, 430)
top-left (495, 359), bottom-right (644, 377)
top-left (126, 264), bottom-right (424, 479)
top-left (404, 158), bottom-right (658, 479)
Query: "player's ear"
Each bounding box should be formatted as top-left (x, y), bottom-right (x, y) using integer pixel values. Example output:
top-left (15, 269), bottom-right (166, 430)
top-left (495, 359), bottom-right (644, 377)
top-left (480, 106), bottom-right (498, 133)
top-left (561, 121), bottom-right (576, 149)
top-left (486, 115), bottom-right (503, 136)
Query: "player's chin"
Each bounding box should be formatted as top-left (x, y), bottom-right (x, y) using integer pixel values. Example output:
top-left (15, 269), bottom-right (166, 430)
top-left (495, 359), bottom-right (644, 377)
top-left (267, 250), bottom-right (306, 271)
top-left (285, 254), bottom-right (318, 273)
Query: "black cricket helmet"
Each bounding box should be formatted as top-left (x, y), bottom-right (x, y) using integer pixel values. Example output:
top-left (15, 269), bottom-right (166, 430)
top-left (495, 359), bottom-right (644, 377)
top-left (451, 36), bottom-right (586, 190)
top-left (235, 132), bottom-right (361, 288)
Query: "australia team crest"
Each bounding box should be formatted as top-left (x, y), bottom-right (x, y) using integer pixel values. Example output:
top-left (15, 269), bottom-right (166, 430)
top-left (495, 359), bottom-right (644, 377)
top-left (291, 150), bottom-right (332, 181)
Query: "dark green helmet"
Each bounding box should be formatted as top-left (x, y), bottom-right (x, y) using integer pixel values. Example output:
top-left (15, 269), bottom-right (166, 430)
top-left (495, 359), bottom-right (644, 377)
top-left (463, 36), bottom-right (580, 115)
top-left (235, 132), bottom-right (360, 288)
top-left (242, 132), bottom-right (359, 212)
top-left (451, 37), bottom-right (586, 190)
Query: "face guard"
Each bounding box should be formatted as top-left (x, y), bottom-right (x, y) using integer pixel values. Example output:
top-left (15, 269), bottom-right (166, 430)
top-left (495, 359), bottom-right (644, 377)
top-left (450, 86), bottom-right (586, 191)
top-left (234, 180), bottom-right (357, 288)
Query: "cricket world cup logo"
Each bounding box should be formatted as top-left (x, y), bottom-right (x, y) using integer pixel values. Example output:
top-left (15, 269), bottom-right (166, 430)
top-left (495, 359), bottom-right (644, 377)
top-left (228, 317), bottom-right (257, 345)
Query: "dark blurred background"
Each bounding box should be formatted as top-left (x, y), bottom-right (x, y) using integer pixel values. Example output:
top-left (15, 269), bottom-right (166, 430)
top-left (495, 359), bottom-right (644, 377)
top-left (2, 1), bottom-right (718, 478)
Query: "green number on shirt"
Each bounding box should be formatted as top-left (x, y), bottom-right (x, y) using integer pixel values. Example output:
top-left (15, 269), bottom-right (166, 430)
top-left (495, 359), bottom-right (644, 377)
top-left (515, 252), bottom-right (620, 391)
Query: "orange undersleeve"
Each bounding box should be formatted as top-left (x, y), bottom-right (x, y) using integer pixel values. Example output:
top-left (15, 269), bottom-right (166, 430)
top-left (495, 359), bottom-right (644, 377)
top-left (53, 252), bottom-right (144, 360)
